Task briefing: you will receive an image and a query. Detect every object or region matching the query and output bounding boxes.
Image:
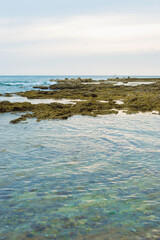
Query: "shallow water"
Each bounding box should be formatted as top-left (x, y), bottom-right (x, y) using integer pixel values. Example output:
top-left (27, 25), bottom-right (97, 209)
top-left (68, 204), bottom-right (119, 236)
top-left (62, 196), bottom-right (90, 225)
top-left (0, 112), bottom-right (160, 240)
top-left (0, 95), bottom-right (82, 105)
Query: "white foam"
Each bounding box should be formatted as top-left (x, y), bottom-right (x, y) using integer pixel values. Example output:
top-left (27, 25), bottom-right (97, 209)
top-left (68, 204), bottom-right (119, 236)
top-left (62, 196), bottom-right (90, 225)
top-left (114, 100), bottom-right (124, 104)
top-left (114, 82), bottom-right (155, 86)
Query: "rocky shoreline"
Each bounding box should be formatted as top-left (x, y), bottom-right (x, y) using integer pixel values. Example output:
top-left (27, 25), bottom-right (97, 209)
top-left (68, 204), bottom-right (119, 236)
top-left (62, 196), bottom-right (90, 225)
top-left (0, 77), bottom-right (160, 123)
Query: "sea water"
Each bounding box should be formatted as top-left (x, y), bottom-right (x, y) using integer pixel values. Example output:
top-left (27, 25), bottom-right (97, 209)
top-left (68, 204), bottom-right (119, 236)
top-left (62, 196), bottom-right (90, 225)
top-left (0, 76), bottom-right (160, 239)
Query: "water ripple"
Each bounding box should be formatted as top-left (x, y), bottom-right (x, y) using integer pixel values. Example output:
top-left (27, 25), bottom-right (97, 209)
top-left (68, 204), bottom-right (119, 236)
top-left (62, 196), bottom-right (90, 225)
top-left (0, 113), bottom-right (160, 239)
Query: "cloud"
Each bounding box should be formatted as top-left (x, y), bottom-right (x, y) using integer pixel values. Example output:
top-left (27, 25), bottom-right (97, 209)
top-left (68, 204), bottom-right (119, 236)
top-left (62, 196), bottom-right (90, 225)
top-left (0, 14), bottom-right (160, 56)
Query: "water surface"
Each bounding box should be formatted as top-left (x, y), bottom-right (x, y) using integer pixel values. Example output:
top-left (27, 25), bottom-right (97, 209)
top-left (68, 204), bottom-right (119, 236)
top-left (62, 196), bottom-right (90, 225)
top-left (0, 113), bottom-right (159, 239)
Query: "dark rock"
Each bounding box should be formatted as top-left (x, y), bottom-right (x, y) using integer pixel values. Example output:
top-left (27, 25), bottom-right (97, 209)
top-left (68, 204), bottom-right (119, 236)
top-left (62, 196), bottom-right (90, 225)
top-left (25, 232), bottom-right (34, 238)
top-left (33, 86), bottom-right (49, 89)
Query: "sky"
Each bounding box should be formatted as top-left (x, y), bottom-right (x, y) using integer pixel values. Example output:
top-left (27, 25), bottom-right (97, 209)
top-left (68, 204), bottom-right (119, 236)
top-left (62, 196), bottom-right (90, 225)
top-left (0, 0), bottom-right (160, 75)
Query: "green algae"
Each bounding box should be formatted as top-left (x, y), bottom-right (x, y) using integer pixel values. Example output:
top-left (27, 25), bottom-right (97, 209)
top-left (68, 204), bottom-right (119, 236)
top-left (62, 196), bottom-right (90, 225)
top-left (0, 77), bottom-right (160, 123)
top-left (108, 77), bottom-right (160, 82)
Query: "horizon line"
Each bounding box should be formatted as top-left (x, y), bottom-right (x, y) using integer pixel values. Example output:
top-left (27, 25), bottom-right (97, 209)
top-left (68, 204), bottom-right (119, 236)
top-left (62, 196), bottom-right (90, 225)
top-left (0, 74), bottom-right (160, 77)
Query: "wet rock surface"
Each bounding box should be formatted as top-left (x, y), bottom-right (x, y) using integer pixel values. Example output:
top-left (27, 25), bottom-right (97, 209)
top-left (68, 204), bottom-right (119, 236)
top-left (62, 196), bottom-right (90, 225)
top-left (33, 86), bottom-right (49, 90)
top-left (0, 77), bottom-right (160, 123)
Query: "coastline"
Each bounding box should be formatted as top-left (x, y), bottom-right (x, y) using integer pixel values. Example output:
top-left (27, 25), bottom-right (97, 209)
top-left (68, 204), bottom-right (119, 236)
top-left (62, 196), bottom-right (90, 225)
top-left (0, 77), bottom-right (160, 123)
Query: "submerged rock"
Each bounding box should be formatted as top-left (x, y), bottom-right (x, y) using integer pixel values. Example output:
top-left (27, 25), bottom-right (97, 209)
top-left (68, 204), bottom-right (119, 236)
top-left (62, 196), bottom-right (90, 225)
top-left (31, 223), bottom-right (47, 232)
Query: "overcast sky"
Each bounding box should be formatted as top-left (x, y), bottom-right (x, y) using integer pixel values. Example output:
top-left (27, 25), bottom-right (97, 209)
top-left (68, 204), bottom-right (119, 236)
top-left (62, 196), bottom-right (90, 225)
top-left (0, 0), bottom-right (160, 75)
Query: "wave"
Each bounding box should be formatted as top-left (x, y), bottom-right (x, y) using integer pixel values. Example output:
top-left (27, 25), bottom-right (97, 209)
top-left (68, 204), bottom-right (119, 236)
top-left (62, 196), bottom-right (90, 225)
top-left (0, 82), bottom-right (25, 86)
top-left (0, 82), bottom-right (14, 86)
top-left (0, 81), bottom-right (52, 87)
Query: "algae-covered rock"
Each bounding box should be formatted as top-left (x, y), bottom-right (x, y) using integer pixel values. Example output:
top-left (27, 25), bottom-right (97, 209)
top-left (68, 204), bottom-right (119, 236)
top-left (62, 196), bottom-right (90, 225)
top-left (4, 93), bottom-right (13, 97)
top-left (31, 222), bottom-right (50, 232)
top-left (33, 86), bottom-right (49, 89)
top-left (108, 77), bottom-right (160, 82)
top-left (0, 101), bottom-right (33, 113)
top-left (0, 77), bottom-right (160, 123)
top-left (10, 116), bottom-right (27, 124)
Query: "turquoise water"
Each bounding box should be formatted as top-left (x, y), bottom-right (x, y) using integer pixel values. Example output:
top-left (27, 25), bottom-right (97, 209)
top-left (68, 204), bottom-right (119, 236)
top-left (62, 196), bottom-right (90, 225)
top-left (0, 76), bottom-right (160, 239)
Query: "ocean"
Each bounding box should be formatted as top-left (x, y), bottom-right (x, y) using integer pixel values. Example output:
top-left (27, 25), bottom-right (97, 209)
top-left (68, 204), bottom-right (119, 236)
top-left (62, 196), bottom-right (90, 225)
top-left (0, 76), bottom-right (160, 239)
